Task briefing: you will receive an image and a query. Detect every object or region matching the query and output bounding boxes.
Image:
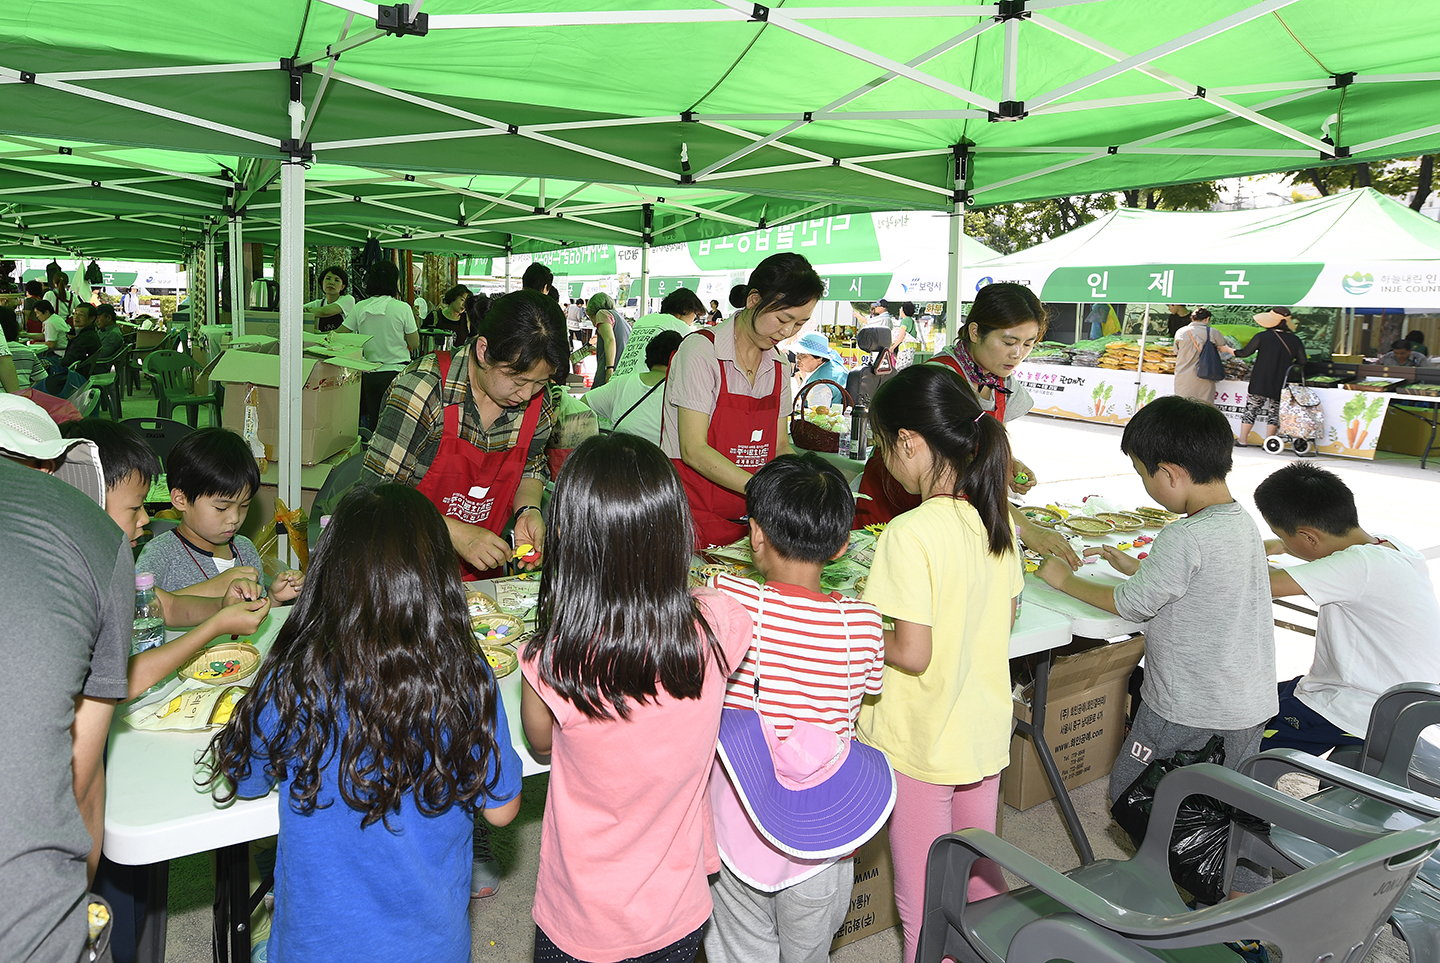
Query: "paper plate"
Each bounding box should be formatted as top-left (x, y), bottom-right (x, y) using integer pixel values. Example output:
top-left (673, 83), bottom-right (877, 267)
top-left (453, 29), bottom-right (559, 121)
top-left (472, 612), bottom-right (525, 646)
top-left (180, 642), bottom-right (261, 686)
top-left (480, 645), bottom-right (519, 679)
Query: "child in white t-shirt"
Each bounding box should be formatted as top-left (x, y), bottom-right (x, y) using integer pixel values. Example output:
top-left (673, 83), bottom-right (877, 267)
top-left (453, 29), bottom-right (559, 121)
top-left (1255, 461), bottom-right (1440, 753)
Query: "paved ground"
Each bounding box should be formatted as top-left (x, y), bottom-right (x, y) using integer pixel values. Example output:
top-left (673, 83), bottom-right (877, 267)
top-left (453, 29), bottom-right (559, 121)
top-left (144, 410), bottom-right (1435, 963)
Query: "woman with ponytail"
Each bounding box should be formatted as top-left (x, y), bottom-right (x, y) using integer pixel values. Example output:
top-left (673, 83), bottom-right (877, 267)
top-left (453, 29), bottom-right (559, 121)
top-left (854, 365), bottom-right (1022, 963)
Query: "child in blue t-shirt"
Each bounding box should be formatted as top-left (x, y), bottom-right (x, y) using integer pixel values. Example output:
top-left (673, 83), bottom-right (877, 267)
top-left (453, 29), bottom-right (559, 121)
top-left (134, 427), bottom-right (303, 599)
top-left (209, 483), bottom-right (522, 962)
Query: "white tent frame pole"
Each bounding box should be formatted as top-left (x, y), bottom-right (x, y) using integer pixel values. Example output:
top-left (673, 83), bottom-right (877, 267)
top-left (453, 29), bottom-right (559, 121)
top-left (971, 88), bottom-right (1323, 197)
top-left (3, 69), bottom-right (280, 148)
top-left (1026, 0), bottom-right (1299, 111)
top-left (505, 241), bottom-right (512, 293)
top-left (228, 215), bottom-right (246, 338)
top-left (945, 198), bottom-right (963, 350)
top-left (413, 5), bottom-right (1001, 28)
top-left (45, 62), bottom-right (274, 81)
top-left (204, 230), bottom-right (217, 330)
top-left (277, 100), bottom-right (307, 567)
top-left (1028, 12), bottom-right (1331, 153)
top-left (708, 0), bottom-right (1000, 111)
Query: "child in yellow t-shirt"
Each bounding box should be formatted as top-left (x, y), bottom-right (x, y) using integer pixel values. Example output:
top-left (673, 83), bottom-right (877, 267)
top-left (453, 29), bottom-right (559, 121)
top-left (855, 365), bottom-right (1022, 963)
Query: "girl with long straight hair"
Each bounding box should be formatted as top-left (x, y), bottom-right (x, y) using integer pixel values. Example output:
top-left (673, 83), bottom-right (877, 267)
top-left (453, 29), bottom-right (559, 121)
top-left (208, 483), bottom-right (523, 963)
top-left (854, 365), bottom-right (1021, 963)
top-left (520, 433), bottom-right (751, 963)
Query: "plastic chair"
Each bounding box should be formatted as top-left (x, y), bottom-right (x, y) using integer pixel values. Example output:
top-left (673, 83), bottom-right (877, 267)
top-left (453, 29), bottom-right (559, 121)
top-left (917, 762), bottom-right (1440, 963)
top-left (143, 349), bottom-right (220, 427)
top-left (1241, 684), bottom-right (1440, 963)
top-left (70, 385), bottom-right (102, 418)
top-left (120, 417), bottom-right (194, 467)
top-left (128, 329), bottom-right (178, 395)
top-left (87, 342), bottom-right (129, 420)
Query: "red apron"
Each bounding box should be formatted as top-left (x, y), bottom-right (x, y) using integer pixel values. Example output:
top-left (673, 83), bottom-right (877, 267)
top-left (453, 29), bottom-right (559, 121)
top-left (666, 330), bottom-right (783, 549)
top-left (853, 353), bottom-right (1008, 529)
top-left (414, 351), bottom-right (544, 581)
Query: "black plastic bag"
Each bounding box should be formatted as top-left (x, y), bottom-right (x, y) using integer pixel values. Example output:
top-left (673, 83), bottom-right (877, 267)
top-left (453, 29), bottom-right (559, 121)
top-left (1110, 735), bottom-right (1268, 905)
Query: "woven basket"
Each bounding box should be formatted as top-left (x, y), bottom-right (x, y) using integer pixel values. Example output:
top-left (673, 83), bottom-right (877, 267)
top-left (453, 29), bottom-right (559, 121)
top-left (180, 641), bottom-right (261, 686)
top-left (790, 379), bottom-right (852, 454)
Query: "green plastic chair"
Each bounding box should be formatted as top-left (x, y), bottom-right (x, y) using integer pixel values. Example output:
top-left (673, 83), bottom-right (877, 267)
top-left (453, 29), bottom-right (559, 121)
top-left (87, 342), bottom-right (129, 419)
top-left (142, 349), bottom-right (220, 427)
top-left (918, 762), bottom-right (1440, 963)
top-left (1242, 685), bottom-right (1440, 963)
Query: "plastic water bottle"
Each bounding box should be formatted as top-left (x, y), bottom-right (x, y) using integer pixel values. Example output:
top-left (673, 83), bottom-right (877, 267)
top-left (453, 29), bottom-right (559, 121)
top-left (132, 572), bottom-right (165, 656)
top-left (850, 404), bottom-right (867, 462)
top-left (838, 412), bottom-right (852, 459)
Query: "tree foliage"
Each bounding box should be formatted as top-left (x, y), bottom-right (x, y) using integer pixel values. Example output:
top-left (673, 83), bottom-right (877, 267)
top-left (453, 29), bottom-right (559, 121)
top-left (1279, 155), bottom-right (1437, 209)
top-left (965, 180), bottom-right (1221, 254)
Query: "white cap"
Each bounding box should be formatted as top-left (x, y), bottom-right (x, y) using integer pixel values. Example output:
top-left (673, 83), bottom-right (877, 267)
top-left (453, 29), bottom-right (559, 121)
top-left (0, 395), bottom-right (105, 508)
top-left (135, 572), bottom-right (155, 590)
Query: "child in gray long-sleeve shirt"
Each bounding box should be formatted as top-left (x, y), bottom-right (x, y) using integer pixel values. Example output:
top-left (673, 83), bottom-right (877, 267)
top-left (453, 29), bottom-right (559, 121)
top-left (1038, 396), bottom-right (1277, 799)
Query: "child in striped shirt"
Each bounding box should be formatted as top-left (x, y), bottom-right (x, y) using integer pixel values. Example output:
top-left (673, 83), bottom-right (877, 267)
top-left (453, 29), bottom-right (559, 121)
top-left (705, 453), bottom-right (886, 963)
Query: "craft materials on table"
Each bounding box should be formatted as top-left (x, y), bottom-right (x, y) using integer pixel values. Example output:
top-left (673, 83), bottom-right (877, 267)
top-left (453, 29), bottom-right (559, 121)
top-left (689, 529), bottom-right (879, 595)
top-left (488, 576), bottom-right (540, 620)
top-left (123, 683), bottom-right (248, 732)
top-left (180, 641), bottom-right (260, 685)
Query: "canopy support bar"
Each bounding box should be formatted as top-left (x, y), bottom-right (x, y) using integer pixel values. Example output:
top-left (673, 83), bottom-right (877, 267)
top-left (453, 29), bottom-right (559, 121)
top-left (277, 99), bottom-right (307, 567)
top-left (228, 214), bottom-right (246, 339)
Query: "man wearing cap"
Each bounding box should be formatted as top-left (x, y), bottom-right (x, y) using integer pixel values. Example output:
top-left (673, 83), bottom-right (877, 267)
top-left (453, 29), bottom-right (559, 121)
top-left (791, 332), bottom-right (849, 409)
top-left (0, 394), bottom-right (132, 962)
top-left (1235, 308), bottom-right (1307, 447)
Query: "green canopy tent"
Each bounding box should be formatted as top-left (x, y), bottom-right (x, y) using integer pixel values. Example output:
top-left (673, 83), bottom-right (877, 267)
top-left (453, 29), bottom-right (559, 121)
top-left (7, 0), bottom-right (1438, 555)
top-left (963, 188), bottom-right (1440, 310)
top-left (0, 135), bottom-right (868, 262)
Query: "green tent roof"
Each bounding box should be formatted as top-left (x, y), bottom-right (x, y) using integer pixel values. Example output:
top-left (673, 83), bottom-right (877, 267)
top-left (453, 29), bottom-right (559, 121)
top-left (3, 0), bottom-right (1439, 261)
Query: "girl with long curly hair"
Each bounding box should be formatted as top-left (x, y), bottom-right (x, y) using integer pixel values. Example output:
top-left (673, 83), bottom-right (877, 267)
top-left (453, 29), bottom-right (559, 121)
top-left (208, 483), bottom-right (523, 962)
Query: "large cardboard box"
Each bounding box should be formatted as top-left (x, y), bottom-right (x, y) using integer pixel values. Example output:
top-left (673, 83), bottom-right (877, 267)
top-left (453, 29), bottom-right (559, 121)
top-left (830, 827), bottom-right (900, 950)
top-left (1002, 635), bottom-right (1146, 811)
top-left (208, 338), bottom-right (375, 466)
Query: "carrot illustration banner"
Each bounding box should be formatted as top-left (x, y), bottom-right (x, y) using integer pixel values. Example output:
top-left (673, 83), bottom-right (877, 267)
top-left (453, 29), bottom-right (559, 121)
top-left (1015, 365), bottom-right (1392, 460)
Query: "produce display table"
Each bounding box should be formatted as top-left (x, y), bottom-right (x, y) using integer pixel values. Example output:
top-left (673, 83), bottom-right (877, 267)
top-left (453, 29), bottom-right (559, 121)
top-left (1015, 363), bottom-right (1398, 460)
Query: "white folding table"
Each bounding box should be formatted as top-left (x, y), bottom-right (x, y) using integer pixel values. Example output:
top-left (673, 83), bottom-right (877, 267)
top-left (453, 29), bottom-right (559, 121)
top-left (103, 605), bottom-right (548, 962)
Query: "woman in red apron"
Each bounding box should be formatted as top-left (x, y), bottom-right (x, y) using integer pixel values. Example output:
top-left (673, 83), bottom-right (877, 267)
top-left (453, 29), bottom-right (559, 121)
top-left (854, 282), bottom-right (1079, 566)
top-left (365, 289), bottom-right (571, 582)
top-left (660, 254), bottom-right (825, 548)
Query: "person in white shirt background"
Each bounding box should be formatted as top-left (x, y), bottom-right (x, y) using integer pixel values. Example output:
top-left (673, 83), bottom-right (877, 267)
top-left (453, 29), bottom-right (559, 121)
top-left (303, 265), bottom-right (356, 333)
top-left (582, 330), bottom-right (684, 447)
top-left (340, 260), bottom-right (419, 430)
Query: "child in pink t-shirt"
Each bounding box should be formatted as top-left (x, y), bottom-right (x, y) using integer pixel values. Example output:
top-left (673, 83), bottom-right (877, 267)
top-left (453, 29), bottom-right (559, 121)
top-left (519, 434), bottom-right (751, 963)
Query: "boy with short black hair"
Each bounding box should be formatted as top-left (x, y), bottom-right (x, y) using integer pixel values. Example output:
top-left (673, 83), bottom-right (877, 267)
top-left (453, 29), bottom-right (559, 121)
top-left (1039, 395), bottom-right (1277, 798)
top-left (135, 427), bottom-right (303, 599)
top-left (60, 419), bottom-right (273, 698)
top-left (1255, 462), bottom-right (1440, 754)
top-left (704, 453), bottom-right (888, 963)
